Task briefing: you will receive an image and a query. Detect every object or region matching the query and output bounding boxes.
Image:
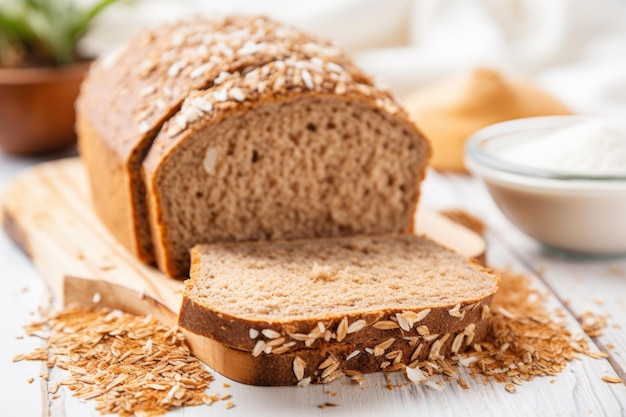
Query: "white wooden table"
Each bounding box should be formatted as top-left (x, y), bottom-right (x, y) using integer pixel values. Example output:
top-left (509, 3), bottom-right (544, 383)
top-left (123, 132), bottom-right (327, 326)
top-left (1, 149), bottom-right (625, 417)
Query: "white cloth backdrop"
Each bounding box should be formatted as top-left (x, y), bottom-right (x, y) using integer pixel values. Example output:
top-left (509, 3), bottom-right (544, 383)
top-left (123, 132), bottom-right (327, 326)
top-left (82, 0), bottom-right (626, 118)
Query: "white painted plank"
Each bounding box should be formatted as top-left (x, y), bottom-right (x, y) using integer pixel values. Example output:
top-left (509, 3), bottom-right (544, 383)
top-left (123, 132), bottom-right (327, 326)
top-left (0, 222), bottom-right (47, 417)
top-left (50, 364), bottom-right (623, 417)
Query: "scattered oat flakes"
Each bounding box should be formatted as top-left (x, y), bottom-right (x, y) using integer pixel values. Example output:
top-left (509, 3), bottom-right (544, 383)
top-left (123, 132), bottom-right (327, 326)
top-left (293, 356), bottom-right (306, 381)
top-left (202, 394), bottom-right (218, 406)
top-left (27, 377), bottom-right (34, 384)
top-left (384, 373), bottom-right (394, 390)
top-left (373, 320), bottom-right (399, 330)
top-left (577, 311), bottom-right (607, 338)
top-left (587, 351), bottom-right (609, 359)
top-left (344, 370), bottom-right (366, 385)
top-left (345, 350), bottom-right (360, 361)
top-left (261, 328), bottom-right (281, 339)
top-left (225, 401), bottom-right (235, 409)
top-left (461, 269), bottom-right (599, 388)
top-left (17, 307), bottom-right (214, 417)
top-left (297, 377), bottom-right (311, 387)
top-left (347, 319), bottom-right (366, 334)
top-left (457, 376), bottom-right (469, 390)
top-left (448, 303), bottom-right (465, 319)
top-left (601, 376), bottom-right (623, 384)
top-left (405, 366), bottom-right (427, 383)
top-left (505, 383), bottom-right (516, 393)
top-left (336, 317), bottom-right (348, 341)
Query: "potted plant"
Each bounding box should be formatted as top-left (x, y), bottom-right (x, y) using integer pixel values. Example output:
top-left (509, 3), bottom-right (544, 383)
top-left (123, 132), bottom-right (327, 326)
top-left (0, 0), bottom-right (120, 154)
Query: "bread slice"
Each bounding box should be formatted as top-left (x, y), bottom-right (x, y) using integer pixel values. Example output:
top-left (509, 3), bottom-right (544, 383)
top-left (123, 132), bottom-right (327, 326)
top-left (78, 16), bottom-right (428, 277)
top-left (179, 235), bottom-right (500, 383)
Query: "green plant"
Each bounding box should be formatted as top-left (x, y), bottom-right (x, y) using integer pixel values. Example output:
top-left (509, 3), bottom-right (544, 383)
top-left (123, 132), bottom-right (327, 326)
top-left (0, 0), bottom-right (119, 68)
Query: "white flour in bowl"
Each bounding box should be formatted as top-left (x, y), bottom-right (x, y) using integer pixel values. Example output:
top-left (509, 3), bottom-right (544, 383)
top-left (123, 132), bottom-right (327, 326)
top-left (496, 119), bottom-right (626, 176)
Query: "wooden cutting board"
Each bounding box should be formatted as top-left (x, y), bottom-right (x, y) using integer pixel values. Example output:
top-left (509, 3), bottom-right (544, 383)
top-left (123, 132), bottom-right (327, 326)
top-left (0, 158), bottom-right (486, 384)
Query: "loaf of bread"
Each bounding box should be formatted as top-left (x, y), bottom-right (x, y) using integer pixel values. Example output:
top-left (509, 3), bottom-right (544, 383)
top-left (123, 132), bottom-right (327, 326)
top-left (77, 16), bottom-right (430, 277)
top-left (179, 235), bottom-right (500, 385)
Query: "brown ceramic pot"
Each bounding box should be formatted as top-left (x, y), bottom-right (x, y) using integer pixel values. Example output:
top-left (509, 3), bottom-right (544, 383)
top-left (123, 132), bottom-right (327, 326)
top-left (0, 61), bottom-right (91, 155)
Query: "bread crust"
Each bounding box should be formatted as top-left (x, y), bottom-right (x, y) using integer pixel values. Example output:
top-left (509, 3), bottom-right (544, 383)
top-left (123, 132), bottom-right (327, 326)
top-left (182, 317), bottom-right (490, 386)
top-left (180, 293), bottom-right (495, 354)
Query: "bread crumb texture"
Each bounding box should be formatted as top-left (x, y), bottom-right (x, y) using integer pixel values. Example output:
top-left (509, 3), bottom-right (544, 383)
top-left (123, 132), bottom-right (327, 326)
top-left (187, 236), bottom-right (496, 318)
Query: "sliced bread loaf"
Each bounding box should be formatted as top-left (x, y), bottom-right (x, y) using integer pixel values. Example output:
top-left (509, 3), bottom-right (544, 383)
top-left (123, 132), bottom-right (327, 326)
top-left (179, 235), bottom-right (499, 364)
top-left (78, 16), bottom-right (340, 264)
top-left (143, 58), bottom-right (428, 277)
top-left (77, 16), bottom-right (429, 278)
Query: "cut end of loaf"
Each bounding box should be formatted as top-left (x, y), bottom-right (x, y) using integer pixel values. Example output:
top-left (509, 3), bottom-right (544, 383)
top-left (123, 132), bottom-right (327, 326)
top-left (184, 235), bottom-right (499, 320)
top-left (149, 94), bottom-right (428, 277)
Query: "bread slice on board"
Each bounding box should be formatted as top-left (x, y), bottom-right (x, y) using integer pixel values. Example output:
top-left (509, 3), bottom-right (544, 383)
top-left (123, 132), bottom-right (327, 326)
top-left (77, 16), bottom-right (429, 278)
top-left (179, 235), bottom-right (500, 385)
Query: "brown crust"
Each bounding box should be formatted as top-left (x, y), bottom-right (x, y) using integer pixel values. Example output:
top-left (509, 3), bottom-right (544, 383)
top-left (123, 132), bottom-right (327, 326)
top-left (76, 113), bottom-right (151, 260)
top-left (180, 292), bottom-right (495, 354)
top-left (182, 317), bottom-right (490, 386)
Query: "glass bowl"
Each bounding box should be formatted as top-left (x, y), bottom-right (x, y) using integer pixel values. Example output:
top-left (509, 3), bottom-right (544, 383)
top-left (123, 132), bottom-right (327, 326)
top-left (465, 115), bottom-right (626, 255)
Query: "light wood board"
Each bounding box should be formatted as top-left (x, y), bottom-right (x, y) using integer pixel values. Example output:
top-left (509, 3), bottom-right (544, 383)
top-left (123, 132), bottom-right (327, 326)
top-left (1, 157), bottom-right (486, 385)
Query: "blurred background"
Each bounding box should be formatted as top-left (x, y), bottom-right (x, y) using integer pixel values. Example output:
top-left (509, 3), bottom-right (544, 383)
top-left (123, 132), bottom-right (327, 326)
top-left (1, 0), bottom-right (626, 157)
top-left (80, 0), bottom-right (626, 116)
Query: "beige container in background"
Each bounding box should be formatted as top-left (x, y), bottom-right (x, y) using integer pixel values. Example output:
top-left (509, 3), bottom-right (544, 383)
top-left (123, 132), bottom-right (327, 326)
top-left (405, 68), bottom-right (571, 173)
